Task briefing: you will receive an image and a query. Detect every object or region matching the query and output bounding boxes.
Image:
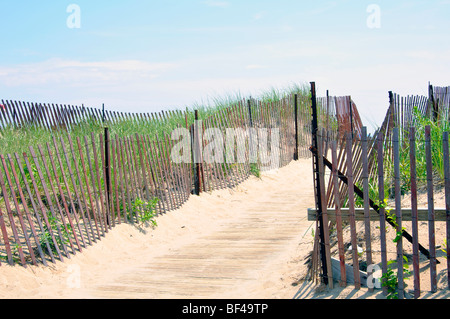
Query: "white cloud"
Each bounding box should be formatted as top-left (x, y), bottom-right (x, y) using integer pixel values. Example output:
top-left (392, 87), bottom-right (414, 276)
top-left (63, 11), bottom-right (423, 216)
top-left (203, 0), bottom-right (230, 8)
top-left (252, 11), bottom-right (266, 20)
top-left (245, 64), bottom-right (267, 70)
top-left (0, 58), bottom-right (180, 111)
top-left (306, 1), bottom-right (339, 16)
top-left (0, 58), bottom-right (178, 87)
top-left (279, 24), bottom-right (294, 32)
top-left (405, 50), bottom-right (436, 60)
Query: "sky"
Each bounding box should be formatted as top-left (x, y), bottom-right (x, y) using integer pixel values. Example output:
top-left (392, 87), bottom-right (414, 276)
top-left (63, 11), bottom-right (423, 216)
top-left (0, 0), bottom-right (449, 130)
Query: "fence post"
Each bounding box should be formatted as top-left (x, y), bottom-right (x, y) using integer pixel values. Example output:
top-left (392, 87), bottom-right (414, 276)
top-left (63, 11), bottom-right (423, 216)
top-left (346, 132), bottom-right (360, 290)
top-left (349, 97), bottom-right (354, 138)
top-left (410, 126), bottom-right (421, 298)
top-left (425, 125), bottom-right (437, 293)
top-left (193, 110), bottom-right (202, 195)
top-left (247, 99), bottom-right (253, 128)
top-left (332, 140), bottom-right (346, 287)
top-left (361, 127), bottom-right (373, 292)
top-left (294, 94), bottom-right (299, 161)
top-left (443, 132), bottom-right (450, 290)
top-left (104, 127), bottom-right (111, 226)
top-left (102, 103), bottom-right (106, 124)
top-left (377, 134), bottom-right (388, 296)
top-left (247, 99), bottom-right (255, 161)
top-left (310, 81), bottom-right (330, 286)
top-left (429, 83), bottom-right (438, 122)
top-left (393, 127), bottom-right (405, 299)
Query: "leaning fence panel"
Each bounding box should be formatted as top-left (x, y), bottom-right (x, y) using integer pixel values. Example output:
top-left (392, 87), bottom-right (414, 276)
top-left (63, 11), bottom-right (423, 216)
top-left (311, 124), bottom-right (450, 298)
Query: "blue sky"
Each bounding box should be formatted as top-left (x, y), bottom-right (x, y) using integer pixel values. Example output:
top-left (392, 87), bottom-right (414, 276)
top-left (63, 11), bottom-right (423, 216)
top-left (1, 1), bottom-right (449, 129)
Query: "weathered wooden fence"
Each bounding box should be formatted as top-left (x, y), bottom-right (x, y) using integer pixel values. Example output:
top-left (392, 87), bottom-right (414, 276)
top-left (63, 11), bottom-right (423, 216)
top-left (0, 92), bottom-right (321, 267)
top-left (0, 99), bottom-right (165, 131)
top-left (309, 83), bottom-right (450, 299)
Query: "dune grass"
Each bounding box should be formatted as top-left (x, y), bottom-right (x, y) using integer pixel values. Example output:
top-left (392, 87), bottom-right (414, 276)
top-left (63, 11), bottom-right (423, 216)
top-left (0, 83), bottom-right (311, 155)
top-left (355, 105), bottom-right (450, 209)
top-left (0, 83), bottom-right (312, 203)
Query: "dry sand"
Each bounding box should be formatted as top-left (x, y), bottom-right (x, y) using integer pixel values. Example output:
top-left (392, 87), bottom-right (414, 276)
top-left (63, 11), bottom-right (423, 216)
top-left (0, 158), bottom-right (448, 300)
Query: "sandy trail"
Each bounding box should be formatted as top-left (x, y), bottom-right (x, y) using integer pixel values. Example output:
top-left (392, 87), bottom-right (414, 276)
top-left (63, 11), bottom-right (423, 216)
top-left (0, 159), bottom-right (317, 299)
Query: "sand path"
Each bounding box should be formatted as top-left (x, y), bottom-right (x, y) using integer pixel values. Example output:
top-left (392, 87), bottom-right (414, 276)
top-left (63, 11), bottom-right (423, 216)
top-left (0, 159), bottom-right (317, 299)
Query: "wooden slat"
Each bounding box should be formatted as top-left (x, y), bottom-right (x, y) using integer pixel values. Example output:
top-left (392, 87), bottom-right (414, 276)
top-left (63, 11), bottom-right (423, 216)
top-left (6, 154), bottom-right (46, 265)
top-left (145, 135), bottom-right (167, 214)
top-left (443, 132), bottom-right (450, 290)
top-left (51, 137), bottom-right (88, 249)
top-left (22, 152), bottom-right (64, 261)
top-left (115, 137), bottom-right (129, 223)
top-left (162, 134), bottom-right (184, 207)
top-left (425, 126), bottom-right (437, 293)
top-left (0, 155), bottom-right (28, 266)
top-left (361, 127), bottom-right (373, 292)
top-left (75, 137), bottom-right (101, 240)
top-left (90, 133), bottom-right (108, 233)
top-left (377, 135), bottom-right (388, 295)
top-left (119, 137), bottom-right (134, 221)
top-left (67, 136), bottom-right (98, 242)
top-left (28, 147), bottom-right (71, 259)
top-left (123, 136), bottom-right (140, 219)
top-left (83, 135), bottom-right (106, 236)
top-left (346, 133), bottom-right (360, 290)
top-left (135, 135), bottom-right (151, 202)
top-left (409, 127), bottom-right (420, 299)
top-left (110, 139), bottom-right (120, 225)
top-left (154, 136), bottom-right (177, 211)
top-left (393, 127), bottom-right (404, 299)
top-left (331, 140), bottom-right (346, 287)
top-left (129, 136), bottom-right (145, 208)
top-left (14, 152), bottom-right (56, 264)
top-left (36, 145), bottom-right (77, 254)
top-left (44, 143), bottom-right (83, 253)
top-left (317, 130), bottom-right (333, 288)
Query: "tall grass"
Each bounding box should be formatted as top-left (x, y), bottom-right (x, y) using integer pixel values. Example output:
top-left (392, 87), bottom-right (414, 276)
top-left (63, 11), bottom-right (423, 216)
top-left (0, 83), bottom-right (311, 198)
top-left (362, 105), bottom-right (450, 208)
top-left (392, 107), bottom-right (450, 193)
top-left (354, 105), bottom-right (450, 208)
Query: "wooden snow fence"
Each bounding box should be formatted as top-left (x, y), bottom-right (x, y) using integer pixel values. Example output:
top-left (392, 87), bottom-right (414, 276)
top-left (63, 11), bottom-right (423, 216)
top-left (0, 93), bottom-right (317, 267)
top-left (309, 126), bottom-right (450, 299)
top-left (309, 83), bottom-right (450, 298)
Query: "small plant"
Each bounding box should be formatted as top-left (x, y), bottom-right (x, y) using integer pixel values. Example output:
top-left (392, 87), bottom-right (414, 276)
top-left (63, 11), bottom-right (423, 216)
top-left (38, 216), bottom-right (72, 256)
top-left (249, 163), bottom-right (261, 178)
top-left (442, 239), bottom-right (448, 258)
top-left (384, 205), bottom-right (406, 243)
top-left (0, 243), bottom-right (23, 263)
top-left (381, 265), bottom-right (398, 299)
top-left (376, 198), bottom-right (411, 299)
top-left (382, 258), bottom-right (411, 299)
top-left (132, 197), bottom-right (159, 227)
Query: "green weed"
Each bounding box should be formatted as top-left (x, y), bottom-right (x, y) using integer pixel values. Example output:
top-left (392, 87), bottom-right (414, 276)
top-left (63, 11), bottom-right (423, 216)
top-left (249, 163), bottom-right (261, 178)
top-left (131, 197), bottom-right (159, 227)
top-left (39, 216), bottom-right (72, 256)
